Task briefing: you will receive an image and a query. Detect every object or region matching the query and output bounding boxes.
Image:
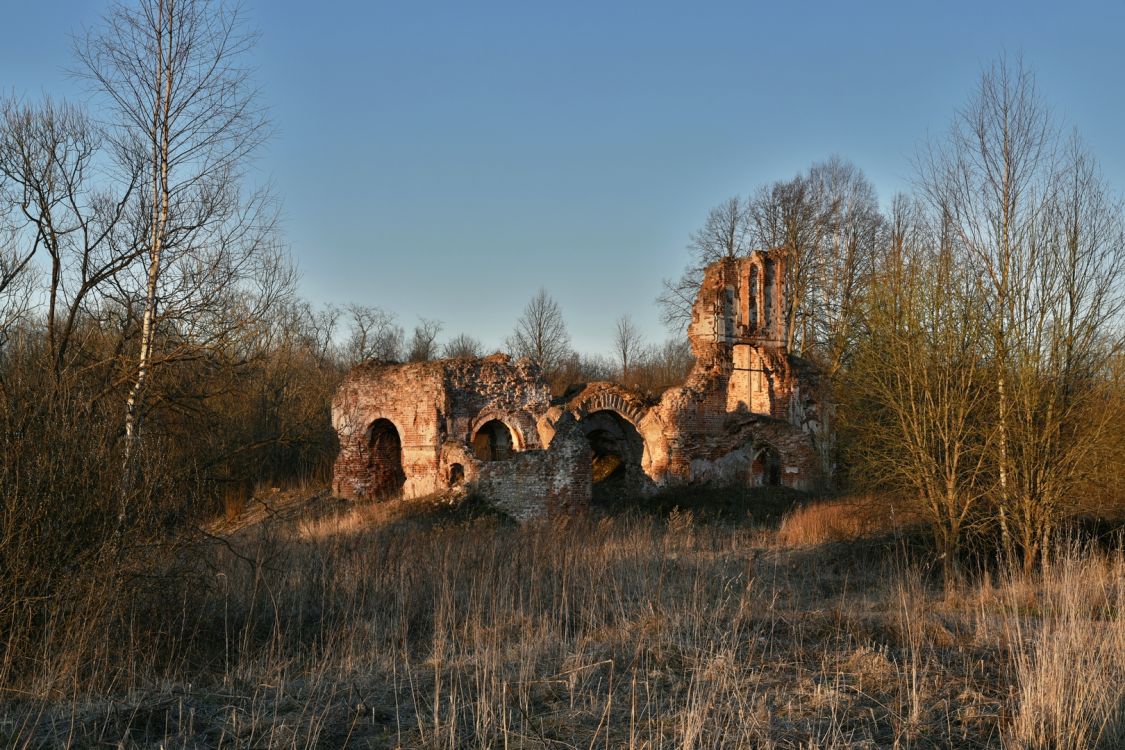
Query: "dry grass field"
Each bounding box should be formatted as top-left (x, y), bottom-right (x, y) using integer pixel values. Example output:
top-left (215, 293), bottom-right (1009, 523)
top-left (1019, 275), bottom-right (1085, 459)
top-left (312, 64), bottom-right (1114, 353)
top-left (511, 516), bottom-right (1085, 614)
top-left (3, 490), bottom-right (1123, 749)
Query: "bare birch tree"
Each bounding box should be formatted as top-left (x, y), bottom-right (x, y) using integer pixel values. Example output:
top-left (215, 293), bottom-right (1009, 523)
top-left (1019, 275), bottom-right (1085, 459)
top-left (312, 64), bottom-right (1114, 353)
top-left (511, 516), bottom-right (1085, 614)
top-left (75, 0), bottom-right (280, 522)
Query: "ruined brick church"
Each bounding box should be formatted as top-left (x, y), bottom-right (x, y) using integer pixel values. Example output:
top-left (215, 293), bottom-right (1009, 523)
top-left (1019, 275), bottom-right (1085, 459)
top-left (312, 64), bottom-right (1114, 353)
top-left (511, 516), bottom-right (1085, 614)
top-left (332, 251), bottom-right (830, 519)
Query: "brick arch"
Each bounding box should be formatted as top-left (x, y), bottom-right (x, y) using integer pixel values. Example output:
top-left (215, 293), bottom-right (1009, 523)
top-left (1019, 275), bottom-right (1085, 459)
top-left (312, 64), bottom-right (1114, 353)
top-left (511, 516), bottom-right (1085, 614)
top-left (469, 409), bottom-right (526, 451)
top-left (364, 414), bottom-right (403, 439)
top-left (568, 388), bottom-right (648, 429)
top-left (749, 440), bottom-right (782, 487)
top-left (568, 390), bottom-right (654, 498)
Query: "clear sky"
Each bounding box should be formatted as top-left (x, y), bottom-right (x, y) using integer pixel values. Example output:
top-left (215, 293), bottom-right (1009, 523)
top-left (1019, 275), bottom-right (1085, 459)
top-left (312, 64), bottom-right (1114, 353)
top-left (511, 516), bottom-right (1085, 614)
top-left (4, 1), bottom-right (1124, 356)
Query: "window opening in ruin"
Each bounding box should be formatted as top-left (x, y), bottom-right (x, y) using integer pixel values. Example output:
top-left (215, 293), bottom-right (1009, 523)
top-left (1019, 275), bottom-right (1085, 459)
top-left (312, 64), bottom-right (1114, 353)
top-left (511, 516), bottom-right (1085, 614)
top-left (750, 444), bottom-right (782, 487)
top-left (472, 419), bottom-right (515, 461)
top-left (725, 287), bottom-right (737, 339)
top-left (763, 263), bottom-right (774, 329)
top-left (366, 418), bottom-right (406, 498)
top-left (448, 463), bottom-right (465, 486)
top-left (580, 410), bottom-right (645, 501)
top-left (747, 264), bottom-right (759, 331)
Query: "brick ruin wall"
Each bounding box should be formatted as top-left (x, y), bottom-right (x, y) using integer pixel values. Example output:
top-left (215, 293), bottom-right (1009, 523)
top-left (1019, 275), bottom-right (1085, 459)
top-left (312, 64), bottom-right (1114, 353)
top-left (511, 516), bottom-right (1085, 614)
top-left (472, 413), bottom-right (592, 521)
top-left (331, 251), bottom-right (830, 518)
top-left (333, 355), bottom-right (548, 494)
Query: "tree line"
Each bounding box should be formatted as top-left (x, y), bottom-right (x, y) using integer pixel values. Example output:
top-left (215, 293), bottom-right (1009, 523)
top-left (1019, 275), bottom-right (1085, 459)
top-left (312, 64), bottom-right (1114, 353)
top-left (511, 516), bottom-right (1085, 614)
top-left (326, 293), bottom-right (692, 396)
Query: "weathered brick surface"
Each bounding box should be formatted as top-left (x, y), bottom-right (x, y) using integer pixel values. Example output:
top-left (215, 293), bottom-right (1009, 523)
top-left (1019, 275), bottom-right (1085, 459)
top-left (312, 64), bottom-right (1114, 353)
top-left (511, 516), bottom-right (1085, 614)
top-left (332, 354), bottom-right (552, 503)
top-left (474, 413), bottom-right (592, 520)
top-left (331, 251), bottom-right (831, 516)
top-left (605, 252), bottom-right (830, 490)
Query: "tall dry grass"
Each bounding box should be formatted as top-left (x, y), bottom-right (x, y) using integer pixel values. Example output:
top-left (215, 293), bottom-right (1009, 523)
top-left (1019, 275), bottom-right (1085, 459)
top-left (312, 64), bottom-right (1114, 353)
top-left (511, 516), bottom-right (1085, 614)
top-left (2, 495), bottom-right (1122, 748)
top-left (774, 495), bottom-right (910, 547)
top-left (1002, 543), bottom-right (1125, 749)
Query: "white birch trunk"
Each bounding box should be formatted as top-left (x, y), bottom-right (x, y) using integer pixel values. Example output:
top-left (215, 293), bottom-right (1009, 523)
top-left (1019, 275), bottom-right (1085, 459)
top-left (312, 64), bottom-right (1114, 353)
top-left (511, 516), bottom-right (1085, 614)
top-left (120, 0), bottom-right (173, 527)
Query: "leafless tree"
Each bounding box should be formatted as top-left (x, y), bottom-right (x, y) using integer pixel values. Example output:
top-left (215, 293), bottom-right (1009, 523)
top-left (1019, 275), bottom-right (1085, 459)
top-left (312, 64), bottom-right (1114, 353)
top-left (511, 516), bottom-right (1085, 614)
top-left (655, 273), bottom-right (698, 332)
top-left (407, 317), bottom-right (443, 362)
top-left (253, 299), bottom-right (340, 367)
top-left (917, 57), bottom-right (1050, 554)
top-left (805, 157), bottom-right (883, 376)
top-left (658, 196), bottom-right (751, 329)
top-left (651, 338), bottom-right (694, 385)
top-left (841, 204), bottom-right (993, 583)
top-left (661, 164), bottom-right (881, 370)
top-left (613, 313), bottom-right (644, 384)
top-left (344, 303), bottom-right (402, 364)
top-left (554, 351), bottom-right (614, 386)
top-left (748, 174), bottom-right (828, 352)
top-left (748, 157), bottom-right (881, 362)
top-left (507, 288), bottom-right (571, 374)
top-left (442, 332), bottom-right (482, 359)
top-left (303, 303), bottom-right (342, 366)
top-left (0, 205), bottom-right (36, 349)
top-left (690, 196), bottom-right (753, 263)
top-left (0, 98), bottom-right (139, 376)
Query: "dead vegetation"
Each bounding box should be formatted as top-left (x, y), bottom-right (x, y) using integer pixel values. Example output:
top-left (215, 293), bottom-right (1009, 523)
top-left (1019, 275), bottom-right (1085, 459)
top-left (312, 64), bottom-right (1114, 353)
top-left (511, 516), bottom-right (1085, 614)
top-left (3, 492), bottom-right (1122, 749)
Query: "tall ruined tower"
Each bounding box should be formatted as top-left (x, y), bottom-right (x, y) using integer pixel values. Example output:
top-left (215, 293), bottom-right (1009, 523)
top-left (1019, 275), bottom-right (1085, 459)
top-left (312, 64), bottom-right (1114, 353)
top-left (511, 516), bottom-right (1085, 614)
top-left (686, 250), bottom-right (794, 419)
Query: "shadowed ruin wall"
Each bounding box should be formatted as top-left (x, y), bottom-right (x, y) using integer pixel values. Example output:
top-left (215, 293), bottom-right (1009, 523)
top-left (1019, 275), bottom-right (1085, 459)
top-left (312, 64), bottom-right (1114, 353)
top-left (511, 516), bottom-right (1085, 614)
top-left (473, 413), bottom-right (592, 520)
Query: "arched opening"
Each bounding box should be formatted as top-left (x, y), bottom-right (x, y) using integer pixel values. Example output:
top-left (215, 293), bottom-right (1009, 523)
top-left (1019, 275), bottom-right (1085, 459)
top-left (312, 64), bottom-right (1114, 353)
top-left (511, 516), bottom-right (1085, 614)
top-left (366, 419), bottom-right (405, 498)
top-left (579, 410), bottom-right (645, 501)
top-left (447, 463), bottom-right (465, 487)
top-left (472, 419), bottom-right (515, 461)
top-left (750, 444), bottom-right (782, 487)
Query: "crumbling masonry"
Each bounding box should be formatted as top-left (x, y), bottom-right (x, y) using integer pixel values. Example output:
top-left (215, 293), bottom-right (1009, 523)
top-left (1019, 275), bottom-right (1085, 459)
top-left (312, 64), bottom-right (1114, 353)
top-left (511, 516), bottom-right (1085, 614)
top-left (332, 251), bottom-right (830, 519)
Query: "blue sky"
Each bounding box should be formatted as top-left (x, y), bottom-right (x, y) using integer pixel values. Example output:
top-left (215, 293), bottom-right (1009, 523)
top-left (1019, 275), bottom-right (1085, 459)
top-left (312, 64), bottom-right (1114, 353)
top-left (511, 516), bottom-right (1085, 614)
top-left (4, 1), bottom-right (1124, 356)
